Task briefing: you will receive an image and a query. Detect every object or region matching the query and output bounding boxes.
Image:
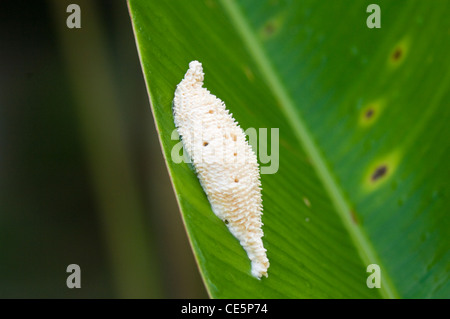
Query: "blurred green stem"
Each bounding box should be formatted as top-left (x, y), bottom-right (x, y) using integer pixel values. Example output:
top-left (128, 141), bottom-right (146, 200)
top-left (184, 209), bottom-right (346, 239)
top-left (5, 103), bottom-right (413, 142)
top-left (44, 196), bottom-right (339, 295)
top-left (49, 0), bottom-right (162, 298)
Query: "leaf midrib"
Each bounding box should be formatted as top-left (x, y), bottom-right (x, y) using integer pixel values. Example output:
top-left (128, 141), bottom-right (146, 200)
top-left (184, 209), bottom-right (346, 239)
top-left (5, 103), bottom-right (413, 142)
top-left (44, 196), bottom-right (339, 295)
top-left (220, 0), bottom-right (399, 299)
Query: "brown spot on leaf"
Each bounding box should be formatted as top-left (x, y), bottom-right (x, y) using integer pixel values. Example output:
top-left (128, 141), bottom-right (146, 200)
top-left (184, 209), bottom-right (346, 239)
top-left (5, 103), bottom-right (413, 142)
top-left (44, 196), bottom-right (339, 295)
top-left (350, 210), bottom-right (359, 224)
top-left (371, 165), bottom-right (387, 181)
top-left (365, 108), bottom-right (374, 119)
top-left (264, 22), bottom-right (276, 36)
top-left (392, 48), bottom-right (403, 61)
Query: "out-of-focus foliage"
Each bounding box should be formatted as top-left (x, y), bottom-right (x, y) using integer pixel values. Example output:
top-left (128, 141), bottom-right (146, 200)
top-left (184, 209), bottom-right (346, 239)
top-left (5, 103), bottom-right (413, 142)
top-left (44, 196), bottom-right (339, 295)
top-left (0, 0), bottom-right (206, 298)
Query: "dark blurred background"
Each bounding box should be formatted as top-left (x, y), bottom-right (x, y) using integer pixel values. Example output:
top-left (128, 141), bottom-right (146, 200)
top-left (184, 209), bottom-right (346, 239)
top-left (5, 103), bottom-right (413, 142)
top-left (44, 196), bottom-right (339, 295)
top-left (0, 0), bottom-right (207, 298)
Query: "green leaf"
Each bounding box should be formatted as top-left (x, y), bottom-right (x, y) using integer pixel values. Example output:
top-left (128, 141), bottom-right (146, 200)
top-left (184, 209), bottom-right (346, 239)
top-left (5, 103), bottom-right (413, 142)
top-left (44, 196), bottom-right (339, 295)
top-left (128, 0), bottom-right (450, 298)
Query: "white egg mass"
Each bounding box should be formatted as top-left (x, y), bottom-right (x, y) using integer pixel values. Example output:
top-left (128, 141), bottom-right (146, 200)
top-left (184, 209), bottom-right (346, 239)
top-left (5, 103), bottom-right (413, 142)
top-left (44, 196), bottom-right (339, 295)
top-left (173, 61), bottom-right (269, 279)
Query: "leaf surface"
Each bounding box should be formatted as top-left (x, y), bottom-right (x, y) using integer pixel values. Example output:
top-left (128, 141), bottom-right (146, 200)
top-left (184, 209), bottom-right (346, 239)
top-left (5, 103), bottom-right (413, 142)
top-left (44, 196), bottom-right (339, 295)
top-left (128, 0), bottom-right (450, 298)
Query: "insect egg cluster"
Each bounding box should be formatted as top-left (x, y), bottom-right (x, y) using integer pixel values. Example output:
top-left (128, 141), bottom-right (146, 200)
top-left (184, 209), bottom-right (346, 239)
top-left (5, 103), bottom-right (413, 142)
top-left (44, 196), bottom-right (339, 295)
top-left (173, 61), bottom-right (269, 279)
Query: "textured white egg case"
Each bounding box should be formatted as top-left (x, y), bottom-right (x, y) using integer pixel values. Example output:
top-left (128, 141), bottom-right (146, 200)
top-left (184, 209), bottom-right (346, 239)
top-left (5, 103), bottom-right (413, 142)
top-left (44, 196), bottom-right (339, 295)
top-left (173, 61), bottom-right (269, 279)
